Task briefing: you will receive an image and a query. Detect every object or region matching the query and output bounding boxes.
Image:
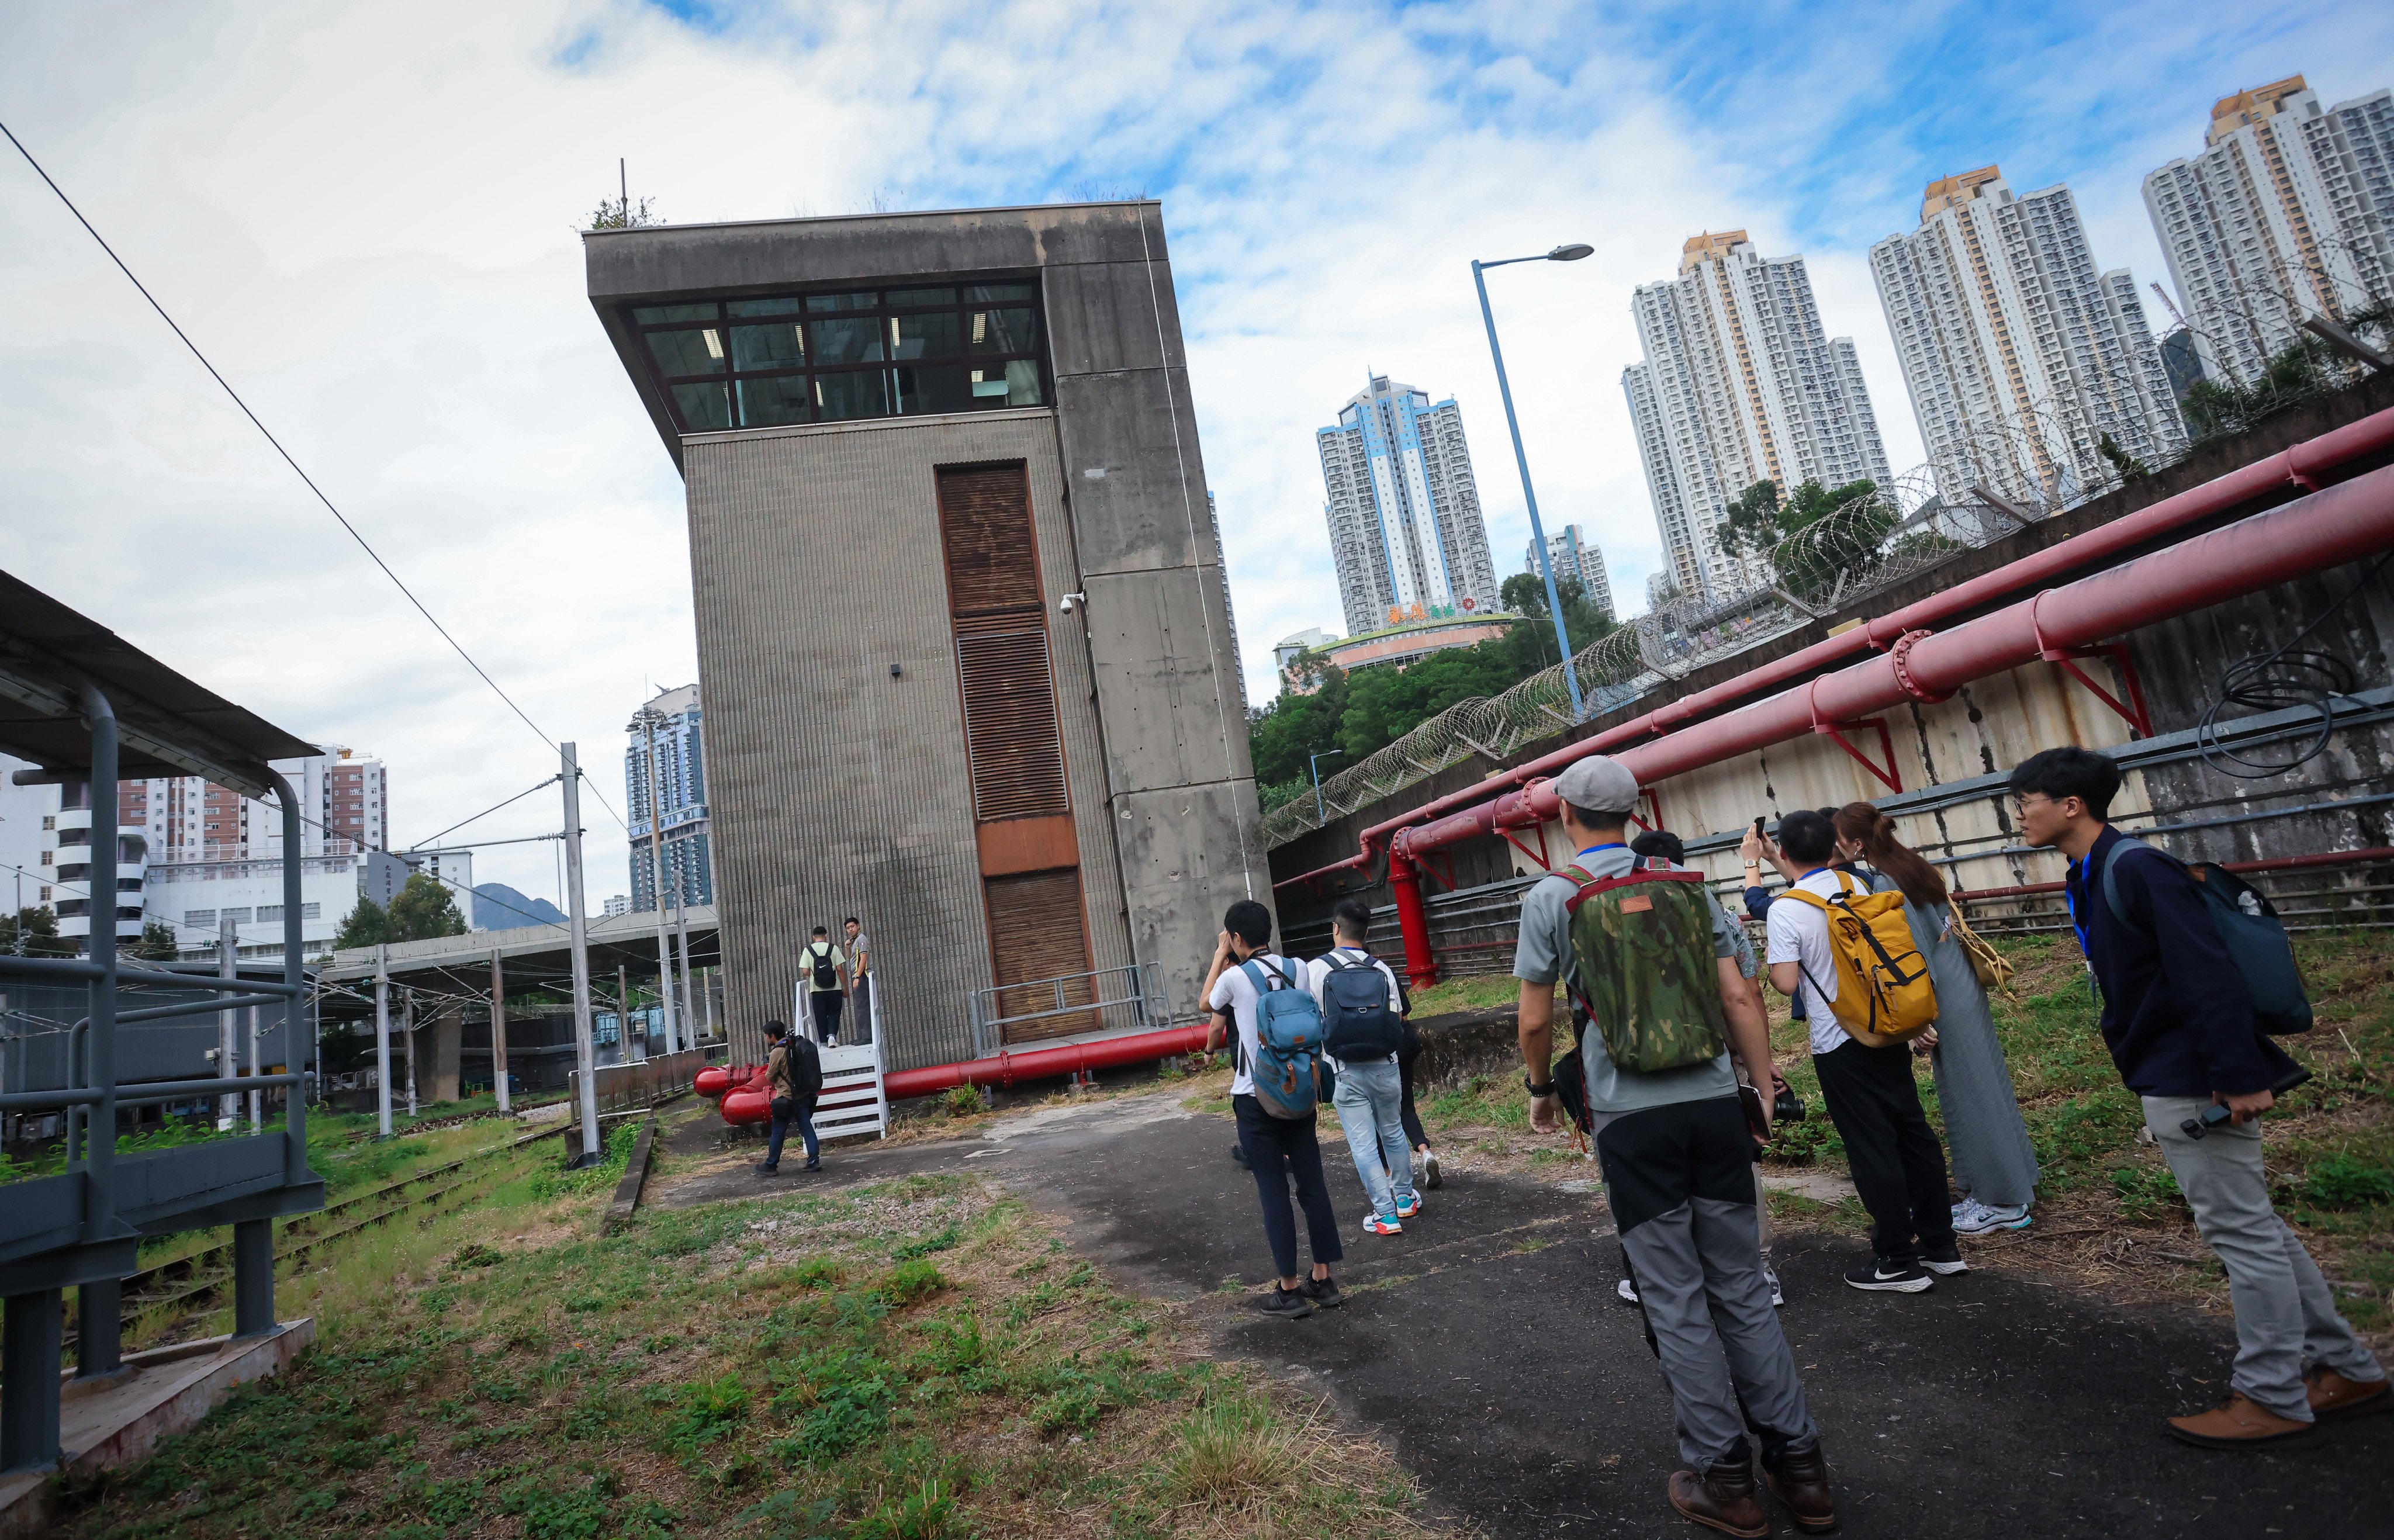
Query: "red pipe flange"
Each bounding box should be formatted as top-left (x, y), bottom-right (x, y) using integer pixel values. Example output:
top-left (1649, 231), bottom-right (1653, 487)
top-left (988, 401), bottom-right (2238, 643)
top-left (1887, 629), bottom-right (1951, 704)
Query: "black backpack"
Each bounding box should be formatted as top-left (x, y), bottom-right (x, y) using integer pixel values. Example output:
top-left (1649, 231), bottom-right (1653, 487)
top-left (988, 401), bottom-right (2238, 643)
top-left (1319, 952), bottom-right (1405, 1062)
top-left (809, 943), bottom-right (838, 991)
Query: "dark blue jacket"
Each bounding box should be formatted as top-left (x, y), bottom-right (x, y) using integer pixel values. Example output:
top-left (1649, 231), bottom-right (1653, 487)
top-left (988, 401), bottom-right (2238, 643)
top-left (2065, 826), bottom-right (2298, 1098)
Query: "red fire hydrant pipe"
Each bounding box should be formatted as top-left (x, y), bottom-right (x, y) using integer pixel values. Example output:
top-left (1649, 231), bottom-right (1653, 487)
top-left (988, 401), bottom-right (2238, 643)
top-left (1388, 847), bottom-right (1440, 989)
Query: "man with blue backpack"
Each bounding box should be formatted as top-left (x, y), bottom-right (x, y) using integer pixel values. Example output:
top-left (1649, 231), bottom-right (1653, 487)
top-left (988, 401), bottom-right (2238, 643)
top-left (1203, 899), bottom-right (1345, 1320)
top-left (2011, 746), bottom-right (2386, 1448)
top-left (1310, 898), bottom-right (1417, 1236)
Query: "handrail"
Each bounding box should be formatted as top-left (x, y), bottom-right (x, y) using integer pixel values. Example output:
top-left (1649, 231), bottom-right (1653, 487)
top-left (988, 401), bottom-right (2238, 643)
top-left (0, 1072), bottom-right (302, 1113)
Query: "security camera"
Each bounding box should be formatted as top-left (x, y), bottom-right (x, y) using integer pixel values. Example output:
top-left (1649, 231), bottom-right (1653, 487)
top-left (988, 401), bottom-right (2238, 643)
top-left (1060, 592), bottom-right (1088, 614)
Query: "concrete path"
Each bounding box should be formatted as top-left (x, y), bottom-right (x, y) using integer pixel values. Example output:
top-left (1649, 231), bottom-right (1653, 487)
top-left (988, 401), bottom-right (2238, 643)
top-left (658, 1093), bottom-right (2393, 1536)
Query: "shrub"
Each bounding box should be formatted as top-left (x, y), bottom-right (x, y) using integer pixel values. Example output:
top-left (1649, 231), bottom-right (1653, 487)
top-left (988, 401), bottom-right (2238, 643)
top-left (883, 1259), bottom-right (947, 1306)
top-left (854, 1479), bottom-right (964, 1540)
top-left (1167, 1396), bottom-right (1297, 1508)
top-left (943, 1084), bottom-right (988, 1117)
top-left (2303, 1154), bottom-right (2394, 1210)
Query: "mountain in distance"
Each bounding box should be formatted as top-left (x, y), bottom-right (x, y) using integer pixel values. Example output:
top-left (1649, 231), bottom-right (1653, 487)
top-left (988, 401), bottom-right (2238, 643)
top-left (472, 883), bottom-right (566, 930)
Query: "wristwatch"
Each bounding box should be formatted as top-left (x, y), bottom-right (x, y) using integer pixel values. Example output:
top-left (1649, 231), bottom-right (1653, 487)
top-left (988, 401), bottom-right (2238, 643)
top-left (1525, 1075), bottom-right (1557, 1097)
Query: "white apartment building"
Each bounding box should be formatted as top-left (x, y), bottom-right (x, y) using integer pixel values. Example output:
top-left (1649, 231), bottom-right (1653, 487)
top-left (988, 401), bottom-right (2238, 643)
top-left (1623, 232), bottom-right (1893, 602)
top-left (1316, 376), bottom-right (1500, 636)
top-left (1872, 167), bottom-right (2185, 510)
top-left (146, 853), bottom-right (363, 961)
top-left (1526, 524), bottom-right (1615, 621)
top-left (2144, 75), bottom-right (2394, 389)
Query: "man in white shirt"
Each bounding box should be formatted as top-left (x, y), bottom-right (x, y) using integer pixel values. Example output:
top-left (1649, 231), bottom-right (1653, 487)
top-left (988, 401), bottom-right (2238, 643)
top-left (1203, 899), bottom-right (1344, 1321)
top-left (799, 926), bottom-right (846, 1046)
top-left (1309, 898), bottom-right (1416, 1234)
top-left (1764, 808), bottom-right (1959, 1294)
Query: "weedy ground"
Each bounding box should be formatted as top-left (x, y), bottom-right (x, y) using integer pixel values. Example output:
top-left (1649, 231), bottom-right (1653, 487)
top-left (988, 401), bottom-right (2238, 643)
top-left (49, 1130), bottom-right (1432, 1540)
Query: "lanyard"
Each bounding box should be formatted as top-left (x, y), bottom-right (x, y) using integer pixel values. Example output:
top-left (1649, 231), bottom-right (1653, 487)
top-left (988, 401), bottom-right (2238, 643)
top-left (2066, 852), bottom-right (2094, 959)
top-left (1576, 842), bottom-right (1627, 858)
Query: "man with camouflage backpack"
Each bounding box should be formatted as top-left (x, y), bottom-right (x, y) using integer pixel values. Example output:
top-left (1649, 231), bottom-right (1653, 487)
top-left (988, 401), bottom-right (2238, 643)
top-left (1516, 757), bottom-right (1835, 1538)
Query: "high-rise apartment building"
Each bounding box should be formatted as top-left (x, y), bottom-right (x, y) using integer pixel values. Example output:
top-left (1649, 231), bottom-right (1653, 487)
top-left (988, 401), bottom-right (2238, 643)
top-left (1316, 376), bottom-right (1499, 636)
top-left (2144, 76), bottom-right (2394, 387)
top-left (625, 683), bottom-right (712, 912)
top-left (321, 748), bottom-right (388, 853)
top-left (1623, 232), bottom-right (1892, 601)
top-left (1872, 168), bottom-right (2185, 508)
top-left (1525, 524), bottom-right (1615, 621)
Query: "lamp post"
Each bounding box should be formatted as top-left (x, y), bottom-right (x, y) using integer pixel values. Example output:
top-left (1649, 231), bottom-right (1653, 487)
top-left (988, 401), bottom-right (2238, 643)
top-left (1472, 242), bottom-right (1593, 721)
top-left (627, 705), bottom-right (679, 1055)
top-left (1309, 748), bottom-right (1345, 826)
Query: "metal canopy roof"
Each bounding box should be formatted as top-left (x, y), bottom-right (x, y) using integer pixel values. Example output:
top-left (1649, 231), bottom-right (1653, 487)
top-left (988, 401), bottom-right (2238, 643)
top-left (0, 568), bottom-right (320, 798)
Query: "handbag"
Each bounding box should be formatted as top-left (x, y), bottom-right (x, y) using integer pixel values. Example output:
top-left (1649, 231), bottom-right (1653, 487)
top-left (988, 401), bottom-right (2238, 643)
top-left (1946, 900), bottom-right (2016, 1001)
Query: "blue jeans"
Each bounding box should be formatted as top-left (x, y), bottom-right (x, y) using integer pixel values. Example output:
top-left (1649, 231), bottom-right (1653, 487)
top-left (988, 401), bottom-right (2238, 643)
top-left (767, 1097), bottom-right (818, 1168)
top-left (1330, 1059), bottom-right (1414, 1219)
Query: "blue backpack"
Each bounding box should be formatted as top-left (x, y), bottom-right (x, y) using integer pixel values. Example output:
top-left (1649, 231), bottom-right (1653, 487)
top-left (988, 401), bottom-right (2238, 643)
top-left (2102, 840), bottom-right (2312, 1035)
top-left (1319, 952), bottom-right (1404, 1063)
top-left (1240, 957), bottom-right (1324, 1119)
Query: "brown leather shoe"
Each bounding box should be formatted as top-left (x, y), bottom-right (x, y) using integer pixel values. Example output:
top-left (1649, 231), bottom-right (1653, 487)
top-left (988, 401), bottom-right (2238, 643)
top-left (2307, 1366), bottom-right (2393, 1421)
top-left (1668, 1459), bottom-right (1768, 1538)
top-left (2166, 1393), bottom-right (2327, 1449)
top-left (1763, 1438), bottom-right (1838, 1532)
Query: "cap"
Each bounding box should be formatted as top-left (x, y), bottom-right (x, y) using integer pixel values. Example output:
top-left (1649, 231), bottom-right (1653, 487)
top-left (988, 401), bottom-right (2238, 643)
top-left (1554, 755), bottom-right (1639, 816)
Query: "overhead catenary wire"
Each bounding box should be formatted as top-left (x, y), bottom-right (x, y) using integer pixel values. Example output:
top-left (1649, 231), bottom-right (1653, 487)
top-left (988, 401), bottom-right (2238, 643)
top-left (0, 117), bottom-right (632, 839)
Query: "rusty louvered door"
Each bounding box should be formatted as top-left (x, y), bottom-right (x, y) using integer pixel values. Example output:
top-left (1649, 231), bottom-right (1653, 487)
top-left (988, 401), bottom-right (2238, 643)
top-left (936, 463), bottom-right (1094, 1043)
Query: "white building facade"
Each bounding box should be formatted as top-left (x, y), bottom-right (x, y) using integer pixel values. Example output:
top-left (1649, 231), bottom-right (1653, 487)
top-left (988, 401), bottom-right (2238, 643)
top-left (1316, 376), bottom-right (1500, 636)
top-left (1526, 524), bottom-right (1615, 621)
top-left (1871, 167), bottom-right (2185, 509)
top-left (2143, 76), bottom-right (2394, 389)
top-left (1624, 232), bottom-right (1892, 602)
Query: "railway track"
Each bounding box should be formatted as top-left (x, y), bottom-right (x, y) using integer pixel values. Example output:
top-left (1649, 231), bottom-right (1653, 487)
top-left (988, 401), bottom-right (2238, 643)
top-left (75, 1120), bottom-right (569, 1345)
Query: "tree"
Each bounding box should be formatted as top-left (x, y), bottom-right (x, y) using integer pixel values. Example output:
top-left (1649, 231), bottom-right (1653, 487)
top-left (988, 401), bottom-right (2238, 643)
top-left (0, 905), bottom-right (73, 957)
top-left (331, 874), bottom-right (468, 951)
top-left (588, 191), bottom-right (660, 231)
top-left (332, 898), bottom-right (397, 951)
top-left (1713, 477), bottom-right (1893, 603)
top-left (2097, 432), bottom-right (2150, 482)
top-left (127, 920), bottom-right (178, 961)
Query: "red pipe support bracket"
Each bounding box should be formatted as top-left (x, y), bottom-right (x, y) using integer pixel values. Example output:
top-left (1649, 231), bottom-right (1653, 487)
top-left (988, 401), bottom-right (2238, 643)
top-left (1274, 405), bottom-right (2394, 894)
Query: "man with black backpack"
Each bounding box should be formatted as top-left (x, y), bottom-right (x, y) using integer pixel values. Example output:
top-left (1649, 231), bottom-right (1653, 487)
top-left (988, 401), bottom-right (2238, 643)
top-left (2011, 746), bottom-right (2386, 1448)
top-left (800, 925), bottom-right (847, 1047)
top-left (1310, 897), bottom-right (1417, 1236)
top-left (1517, 756), bottom-right (1833, 1537)
top-left (755, 1019), bottom-right (822, 1175)
top-left (1203, 900), bottom-right (1345, 1321)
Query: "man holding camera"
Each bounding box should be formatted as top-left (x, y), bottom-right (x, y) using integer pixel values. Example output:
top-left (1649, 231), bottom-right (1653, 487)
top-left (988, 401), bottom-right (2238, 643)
top-left (2011, 747), bottom-right (2385, 1448)
top-left (1516, 757), bottom-right (1833, 1536)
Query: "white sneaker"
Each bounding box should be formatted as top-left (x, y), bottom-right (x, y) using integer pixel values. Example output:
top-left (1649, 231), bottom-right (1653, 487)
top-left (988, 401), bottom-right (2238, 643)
top-left (1956, 1202), bottom-right (2030, 1235)
top-left (1950, 1197), bottom-right (1987, 1228)
top-left (1616, 1276), bottom-right (1639, 1304)
top-left (1765, 1264), bottom-right (1785, 1307)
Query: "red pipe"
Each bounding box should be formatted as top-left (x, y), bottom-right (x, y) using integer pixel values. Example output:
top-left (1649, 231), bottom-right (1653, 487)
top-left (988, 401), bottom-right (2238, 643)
top-left (1950, 846), bottom-right (2394, 902)
top-left (883, 1023), bottom-right (1213, 1101)
top-left (1389, 848), bottom-right (1440, 989)
top-left (1275, 404), bottom-right (2394, 894)
top-left (1392, 463), bottom-right (2394, 864)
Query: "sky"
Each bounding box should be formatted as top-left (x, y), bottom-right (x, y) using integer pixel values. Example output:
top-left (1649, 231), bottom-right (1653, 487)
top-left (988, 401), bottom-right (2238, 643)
top-left (3, 0), bottom-right (2390, 911)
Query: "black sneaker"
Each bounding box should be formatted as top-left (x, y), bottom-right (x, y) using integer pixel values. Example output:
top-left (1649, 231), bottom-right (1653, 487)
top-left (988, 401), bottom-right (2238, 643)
top-left (753, 1162), bottom-right (780, 1176)
top-left (1844, 1256), bottom-right (1932, 1293)
top-left (1920, 1242), bottom-right (1970, 1276)
top-left (802, 1160), bottom-right (822, 1173)
top-left (1302, 1275), bottom-right (1345, 1310)
top-left (1258, 1285), bottom-right (1314, 1320)
top-left (1231, 1143), bottom-right (1249, 1168)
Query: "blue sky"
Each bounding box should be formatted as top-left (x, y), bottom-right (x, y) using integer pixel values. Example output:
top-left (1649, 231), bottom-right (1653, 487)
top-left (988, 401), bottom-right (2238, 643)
top-left (1, 0), bottom-right (2388, 906)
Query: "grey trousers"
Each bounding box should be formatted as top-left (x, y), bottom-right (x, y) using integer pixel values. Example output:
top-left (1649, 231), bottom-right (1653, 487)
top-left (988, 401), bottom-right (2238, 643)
top-left (1620, 1195), bottom-right (1817, 1466)
top-left (2145, 1096), bottom-right (2385, 1421)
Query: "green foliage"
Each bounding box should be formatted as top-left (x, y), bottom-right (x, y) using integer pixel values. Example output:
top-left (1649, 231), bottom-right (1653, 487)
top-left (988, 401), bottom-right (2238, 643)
top-left (2097, 432), bottom-right (2150, 482)
top-left (2178, 336), bottom-right (2363, 444)
top-left (2302, 1153), bottom-right (2394, 1210)
top-left (891, 1223), bottom-right (965, 1261)
top-left (941, 1084), bottom-right (988, 1118)
top-left (853, 1479), bottom-right (966, 1540)
top-left (2110, 1164), bottom-right (2182, 1221)
top-left (334, 874), bottom-right (468, 950)
top-left (0, 904), bottom-right (73, 957)
top-left (883, 1258), bottom-right (948, 1305)
top-left (1714, 477), bottom-right (1896, 603)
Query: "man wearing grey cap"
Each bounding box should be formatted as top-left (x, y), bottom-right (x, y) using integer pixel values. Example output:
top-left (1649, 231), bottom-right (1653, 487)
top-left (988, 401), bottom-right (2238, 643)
top-left (1514, 755), bottom-right (1835, 1537)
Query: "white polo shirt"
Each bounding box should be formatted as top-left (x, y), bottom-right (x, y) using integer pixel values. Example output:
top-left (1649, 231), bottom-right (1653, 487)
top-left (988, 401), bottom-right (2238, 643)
top-left (1306, 946), bottom-right (1404, 1071)
top-left (1766, 867), bottom-right (1854, 1057)
top-left (1207, 951), bottom-right (1303, 1098)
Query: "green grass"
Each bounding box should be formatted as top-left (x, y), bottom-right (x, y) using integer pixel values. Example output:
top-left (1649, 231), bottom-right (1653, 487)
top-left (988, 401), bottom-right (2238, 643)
top-left (52, 1143), bottom-right (1431, 1540)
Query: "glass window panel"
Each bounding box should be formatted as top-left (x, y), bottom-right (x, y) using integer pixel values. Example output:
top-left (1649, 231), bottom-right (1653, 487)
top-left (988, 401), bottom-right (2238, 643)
top-left (738, 376), bottom-right (813, 427)
top-left (967, 307), bottom-right (1037, 354)
top-left (646, 328), bottom-right (726, 376)
top-left (885, 286), bottom-right (958, 307)
top-left (727, 296), bottom-right (805, 317)
top-left (1001, 359), bottom-right (1044, 407)
top-left (965, 283), bottom-right (1035, 303)
top-left (672, 383), bottom-right (732, 431)
top-left (895, 364), bottom-right (978, 416)
top-left (806, 292), bottom-right (878, 313)
top-left (633, 303), bottom-right (717, 323)
top-left (890, 311), bottom-right (963, 359)
top-left (731, 323), bottom-right (806, 369)
top-left (815, 369), bottom-right (891, 421)
top-left (808, 316), bottom-right (884, 364)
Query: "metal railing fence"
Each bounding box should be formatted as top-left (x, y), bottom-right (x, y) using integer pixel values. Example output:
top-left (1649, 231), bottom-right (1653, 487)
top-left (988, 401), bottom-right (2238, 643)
top-left (967, 961), bottom-right (1171, 1060)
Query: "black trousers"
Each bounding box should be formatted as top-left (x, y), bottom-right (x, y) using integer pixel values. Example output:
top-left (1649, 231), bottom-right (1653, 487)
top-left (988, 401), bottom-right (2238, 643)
top-left (1812, 1040), bottom-right (1955, 1265)
top-left (1397, 1037), bottom-right (1428, 1150)
top-left (810, 990), bottom-right (844, 1043)
top-left (1233, 1092), bottom-right (1344, 1279)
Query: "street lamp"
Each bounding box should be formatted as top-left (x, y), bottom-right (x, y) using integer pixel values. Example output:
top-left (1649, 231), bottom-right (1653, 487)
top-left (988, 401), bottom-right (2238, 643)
top-left (1309, 748), bottom-right (1345, 826)
top-left (1472, 242), bottom-right (1593, 721)
top-left (626, 705), bottom-right (681, 1054)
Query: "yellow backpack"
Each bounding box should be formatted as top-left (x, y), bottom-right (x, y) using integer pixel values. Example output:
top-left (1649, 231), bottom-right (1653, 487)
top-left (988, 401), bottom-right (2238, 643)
top-left (1781, 871), bottom-right (1939, 1048)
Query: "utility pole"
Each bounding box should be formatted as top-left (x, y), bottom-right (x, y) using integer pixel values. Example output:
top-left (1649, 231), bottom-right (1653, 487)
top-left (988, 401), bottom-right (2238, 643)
top-left (617, 963), bottom-right (632, 1063)
top-left (217, 912), bottom-right (239, 1130)
top-left (489, 950), bottom-right (510, 1112)
top-left (633, 708), bottom-right (681, 1054)
top-left (561, 743), bottom-right (602, 1165)
top-left (373, 944), bottom-right (392, 1138)
top-left (401, 988), bottom-right (417, 1119)
top-left (246, 1000), bottom-right (261, 1130)
top-left (672, 868), bottom-right (696, 1049)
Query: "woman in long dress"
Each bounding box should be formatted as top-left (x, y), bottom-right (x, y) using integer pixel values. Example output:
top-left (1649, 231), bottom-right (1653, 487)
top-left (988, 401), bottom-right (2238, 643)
top-left (1834, 803), bottom-right (2039, 1233)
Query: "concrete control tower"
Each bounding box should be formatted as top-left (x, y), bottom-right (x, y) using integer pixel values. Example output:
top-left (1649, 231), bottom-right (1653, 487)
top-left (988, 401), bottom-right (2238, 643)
top-left (586, 202), bottom-right (1267, 1071)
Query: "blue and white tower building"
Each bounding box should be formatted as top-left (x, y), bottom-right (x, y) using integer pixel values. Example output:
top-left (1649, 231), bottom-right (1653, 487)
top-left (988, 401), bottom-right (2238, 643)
top-left (1316, 376), bottom-right (1499, 637)
top-left (625, 683), bottom-right (714, 912)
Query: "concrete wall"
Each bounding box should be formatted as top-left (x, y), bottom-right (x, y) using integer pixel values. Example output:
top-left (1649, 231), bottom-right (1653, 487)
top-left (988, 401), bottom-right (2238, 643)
top-left (589, 203), bottom-right (1265, 1068)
